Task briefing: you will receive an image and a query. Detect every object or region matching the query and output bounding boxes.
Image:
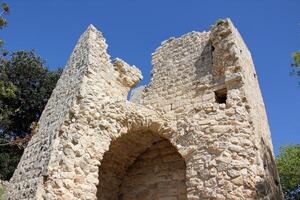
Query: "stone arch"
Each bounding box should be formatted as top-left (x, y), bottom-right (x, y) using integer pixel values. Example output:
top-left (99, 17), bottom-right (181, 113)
top-left (96, 120), bottom-right (188, 200)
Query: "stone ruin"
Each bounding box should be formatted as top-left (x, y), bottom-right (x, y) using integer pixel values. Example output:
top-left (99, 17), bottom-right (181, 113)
top-left (6, 19), bottom-right (283, 200)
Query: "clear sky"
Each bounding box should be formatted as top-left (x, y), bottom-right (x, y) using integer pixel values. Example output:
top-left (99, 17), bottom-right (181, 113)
top-left (2, 0), bottom-right (300, 154)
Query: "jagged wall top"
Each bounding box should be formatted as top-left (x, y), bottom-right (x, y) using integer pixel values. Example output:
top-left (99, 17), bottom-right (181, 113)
top-left (7, 24), bottom-right (143, 199)
top-left (64, 24), bottom-right (142, 100)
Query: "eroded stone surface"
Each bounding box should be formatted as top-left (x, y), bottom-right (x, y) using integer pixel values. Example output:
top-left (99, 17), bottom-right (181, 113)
top-left (6, 19), bottom-right (283, 200)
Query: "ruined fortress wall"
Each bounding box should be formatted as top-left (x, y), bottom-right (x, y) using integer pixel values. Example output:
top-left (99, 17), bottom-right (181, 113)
top-left (7, 19), bottom-right (282, 200)
top-left (7, 25), bottom-right (142, 200)
top-left (137, 19), bottom-right (282, 199)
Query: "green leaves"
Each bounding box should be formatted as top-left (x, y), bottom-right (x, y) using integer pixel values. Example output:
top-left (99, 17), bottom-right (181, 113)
top-left (0, 2), bottom-right (9, 29)
top-left (292, 51), bottom-right (300, 67)
top-left (2, 49), bottom-right (8, 56)
top-left (0, 2), bottom-right (9, 58)
top-left (0, 142), bottom-right (24, 180)
top-left (0, 17), bottom-right (6, 28)
top-left (0, 4), bottom-right (61, 182)
top-left (0, 80), bottom-right (17, 98)
top-left (290, 51), bottom-right (300, 86)
top-left (2, 3), bottom-right (9, 13)
top-left (0, 50), bottom-right (61, 138)
top-left (0, 50), bottom-right (61, 180)
top-left (276, 145), bottom-right (300, 199)
top-left (215, 18), bottom-right (225, 26)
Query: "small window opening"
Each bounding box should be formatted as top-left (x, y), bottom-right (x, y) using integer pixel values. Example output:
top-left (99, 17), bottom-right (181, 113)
top-left (43, 175), bottom-right (49, 184)
top-left (214, 88), bottom-right (227, 104)
top-left (211, 44), bottom-right (215, 52)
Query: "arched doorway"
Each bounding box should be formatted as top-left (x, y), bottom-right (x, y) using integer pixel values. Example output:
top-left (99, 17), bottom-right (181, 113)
top-left (96, 130), bottom-right (187, 200)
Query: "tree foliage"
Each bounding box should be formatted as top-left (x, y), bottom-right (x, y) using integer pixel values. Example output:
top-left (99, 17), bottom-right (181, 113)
top-left (291, 51), bottom-right (300, 83)
top-left (0, 51), bottom-right (61, 139)
top-left (0, 3), bottom-right (61, 181)
top-left (292, 51), bottom-right (300, 68)
top-left (0, 144), bottom-right (23, 180)
top-left (0, 3), bottom-right (9, 29)
top-left (0, 2), bottom-right (9, 55)
top-left (276, 145), bottom-right (300, 199)
top-left (0, 50), bottom-right (61, 180)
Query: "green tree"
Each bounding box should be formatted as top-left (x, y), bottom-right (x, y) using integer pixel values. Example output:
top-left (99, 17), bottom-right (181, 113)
top-left (0, 50), bottom-right (61, 180)
top-left (0, 143), bottom-right (23, 180)
top-left (0, 51), bottom-right (61, 139)
top-left (0, 3), bottom-right (61, 181)
top-left (276, 145), bottom-right (300, 199)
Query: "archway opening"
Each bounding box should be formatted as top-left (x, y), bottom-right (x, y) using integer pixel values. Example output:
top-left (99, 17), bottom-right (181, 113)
top-left (97, 130), bottom-right (187, 200)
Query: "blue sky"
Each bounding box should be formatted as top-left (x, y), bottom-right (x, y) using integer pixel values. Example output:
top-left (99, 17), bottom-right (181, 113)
top-left (2, 0), bottom-right (300, 154)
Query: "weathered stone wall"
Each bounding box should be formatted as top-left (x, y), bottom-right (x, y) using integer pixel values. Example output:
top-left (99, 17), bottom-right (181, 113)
top-left (6, 25), bottom-right (143, 200)
top-left (6, 19), bottom-right (282, 200)
top-left (210, 19), bottom-right (282, 198)
top-left (134, 19), bottom-right (282, 199)
top-left (140, 31), bottom-right (213, 117)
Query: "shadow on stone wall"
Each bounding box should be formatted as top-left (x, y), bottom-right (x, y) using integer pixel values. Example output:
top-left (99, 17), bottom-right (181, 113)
top-left (255, 137), bottom-right (283, 199)
top-left (194, 40), bottom-right (213, 81)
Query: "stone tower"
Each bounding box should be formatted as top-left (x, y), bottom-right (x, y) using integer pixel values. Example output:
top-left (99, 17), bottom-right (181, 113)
top-left (6, 19), bottom-right (283, 200)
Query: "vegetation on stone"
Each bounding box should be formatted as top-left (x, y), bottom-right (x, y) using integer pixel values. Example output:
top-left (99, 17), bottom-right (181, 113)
top-left (276, 145), bottom-right (300, 199)
top-left (215, 18), bottom-right (225, 26)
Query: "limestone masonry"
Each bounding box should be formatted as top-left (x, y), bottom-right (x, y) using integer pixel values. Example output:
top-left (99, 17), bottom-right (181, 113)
top-left (6, 19), bottom-right (283, 200)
